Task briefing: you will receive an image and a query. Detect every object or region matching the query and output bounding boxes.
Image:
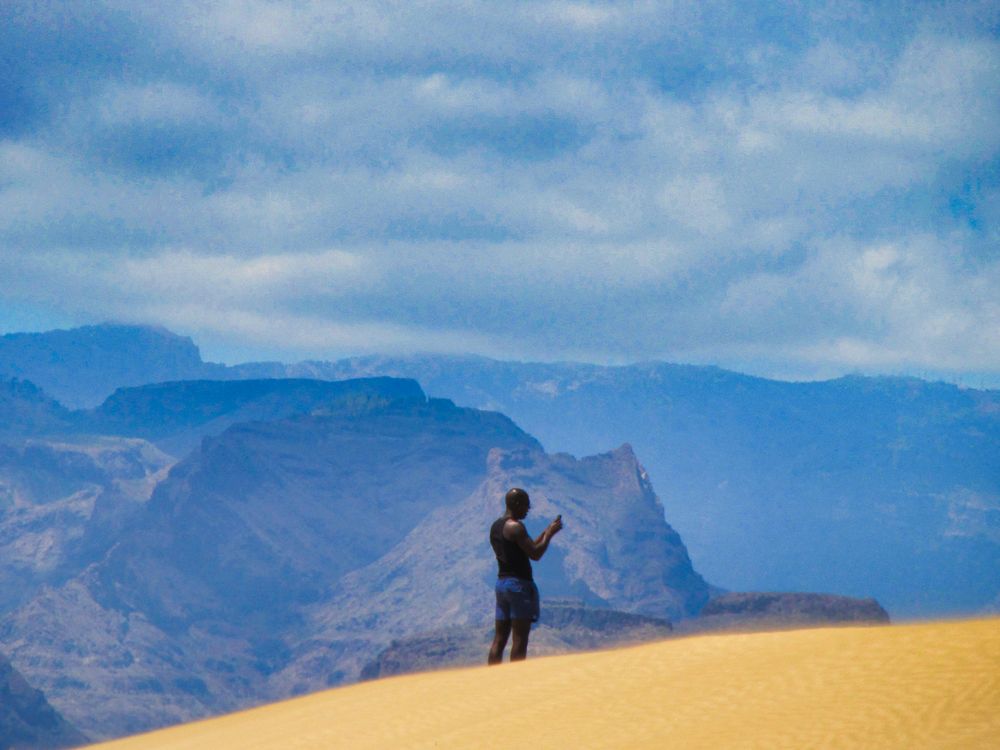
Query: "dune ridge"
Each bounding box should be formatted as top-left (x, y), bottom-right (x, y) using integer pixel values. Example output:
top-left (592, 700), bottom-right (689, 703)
top-left (88, 617), bottom-right (1000, 749)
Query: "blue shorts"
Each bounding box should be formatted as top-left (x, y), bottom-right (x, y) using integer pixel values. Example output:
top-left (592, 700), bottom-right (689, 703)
top-left (495, 577), bottom-right (540, 623)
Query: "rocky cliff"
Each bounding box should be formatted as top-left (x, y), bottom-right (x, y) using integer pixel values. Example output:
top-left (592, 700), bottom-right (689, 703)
top-left (678, 592), bottom-right (890, 634)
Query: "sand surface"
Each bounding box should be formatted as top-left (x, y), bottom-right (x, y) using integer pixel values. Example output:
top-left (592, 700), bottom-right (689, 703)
top-left (87, 617), bottom-right (1000, 749)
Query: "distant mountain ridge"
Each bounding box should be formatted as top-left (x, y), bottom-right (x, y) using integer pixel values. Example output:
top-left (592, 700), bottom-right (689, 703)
top-left (0, 324), bottom-right (224, 408)
top-left (86, 376), bottom-right (425, 457)
top-left (1, 372), bottom-right (426, 457)
top-left (3, 323), bottom-right (999, 617)
top-left (2, 323), bottom-right (997, 620)
top-left (245, 354), bottom-right (1000, 618)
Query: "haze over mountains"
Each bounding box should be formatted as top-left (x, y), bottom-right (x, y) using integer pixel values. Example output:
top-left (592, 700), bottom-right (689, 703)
top-left (0, 322), bottom-right (996, 742)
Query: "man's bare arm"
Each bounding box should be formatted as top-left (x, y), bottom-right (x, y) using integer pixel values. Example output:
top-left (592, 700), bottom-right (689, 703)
top-left (505, 516), bottom-right (562, 561)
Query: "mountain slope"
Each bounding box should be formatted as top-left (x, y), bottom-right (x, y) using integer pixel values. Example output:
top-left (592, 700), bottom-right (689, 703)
top-left (0, 651), bottom-right (86, 750)
top-left (0, 379), bottom-right (75, 437)
top-left (0, 376), bottom-right (426, 617)
top-left (0, 437), bottom-right (173, 614)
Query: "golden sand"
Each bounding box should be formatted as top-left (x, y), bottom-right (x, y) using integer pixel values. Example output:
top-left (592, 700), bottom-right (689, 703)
top-left (88, 617), bottom-right (999, 749)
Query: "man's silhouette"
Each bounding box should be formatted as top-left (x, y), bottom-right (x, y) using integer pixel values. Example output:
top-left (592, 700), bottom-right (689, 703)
top-left (488, 487), bottom-right (562, 664)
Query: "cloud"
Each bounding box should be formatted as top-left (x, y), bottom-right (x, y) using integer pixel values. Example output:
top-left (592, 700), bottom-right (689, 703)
top-left (0, 1), bottom-right (997, 381)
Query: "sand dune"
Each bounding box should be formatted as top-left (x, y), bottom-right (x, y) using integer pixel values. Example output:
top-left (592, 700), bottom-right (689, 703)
top-left (87, 617), bottom-right (1000, 749)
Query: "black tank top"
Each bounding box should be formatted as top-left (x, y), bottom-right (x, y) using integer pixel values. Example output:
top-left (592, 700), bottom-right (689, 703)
top-left (490, 516), bottom-right (533, 580)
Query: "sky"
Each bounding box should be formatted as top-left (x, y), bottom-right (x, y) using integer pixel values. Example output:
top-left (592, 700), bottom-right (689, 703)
top-left (1, 1), bottom-right (998, 384)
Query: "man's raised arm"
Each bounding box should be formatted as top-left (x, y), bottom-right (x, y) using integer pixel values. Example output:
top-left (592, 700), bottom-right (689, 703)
top-left (506, 515), bottom-right (563, 561)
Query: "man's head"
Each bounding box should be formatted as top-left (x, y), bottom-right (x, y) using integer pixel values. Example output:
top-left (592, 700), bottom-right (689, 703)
top-left (505, 487), bottom-right (530, 519)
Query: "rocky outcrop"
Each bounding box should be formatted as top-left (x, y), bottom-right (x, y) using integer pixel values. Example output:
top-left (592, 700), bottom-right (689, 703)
top-left (678, 592), bottom-right (890, 634)
top-left (0, 652), bottom-right (86, 750)
top-left (359, 600), bottom-right (673, 680)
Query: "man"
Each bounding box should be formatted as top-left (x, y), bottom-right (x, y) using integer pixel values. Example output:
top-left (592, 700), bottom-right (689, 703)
top-left (488, 487), bottom-right (563, 664)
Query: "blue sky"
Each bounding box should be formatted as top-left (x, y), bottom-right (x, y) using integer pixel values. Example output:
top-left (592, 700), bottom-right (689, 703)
top-left (1, 1), bottom-right (998, 384)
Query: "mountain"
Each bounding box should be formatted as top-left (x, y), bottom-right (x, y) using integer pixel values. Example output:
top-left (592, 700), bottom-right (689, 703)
top-left (0, 376), bottom-right (427, 617)
top-left (0, 394), bottom-right (546, 738)
top-left (273, 444), bottom-right (709, 693)
top-left (262, 355), bottom-right (1000, 618)
top-left (0, 324), bottom-right (223, 408)
top-left (0, 395), bottom-right (711, 741)
top-left (0, 651), bottom-right (86, 750)
top-left (100, 395), bottom-right (541, 629)
top-left (4, 324), bottom-right (997, 617)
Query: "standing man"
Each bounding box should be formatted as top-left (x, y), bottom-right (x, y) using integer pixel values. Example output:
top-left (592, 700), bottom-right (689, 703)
top-left (488, 487), bottom-right (563, 664)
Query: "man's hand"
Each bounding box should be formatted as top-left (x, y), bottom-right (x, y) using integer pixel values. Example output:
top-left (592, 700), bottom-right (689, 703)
top-left (509, 514), bottom-right (563, 560)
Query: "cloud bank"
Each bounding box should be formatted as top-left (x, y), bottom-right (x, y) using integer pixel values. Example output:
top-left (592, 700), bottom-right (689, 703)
top-left (1, 1), bottom-right (998, 382)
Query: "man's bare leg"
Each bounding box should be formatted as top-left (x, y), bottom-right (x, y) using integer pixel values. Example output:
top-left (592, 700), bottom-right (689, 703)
top-left (509, 619), bottom-right (531, 661)
top-left (488, 619), bottom-right (511, 665)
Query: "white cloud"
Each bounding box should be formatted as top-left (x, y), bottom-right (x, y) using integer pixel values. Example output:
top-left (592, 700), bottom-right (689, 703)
top-left (659, 174), bottom-right (733, 236)
top-left (136, 303), bottom-right (505, 359)
top-left (96, 82), bottom-right (218, 125)
top-left (521, 1), bottom-right (623, 31)
top-left (118, 248), bottom-right (368, 302)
